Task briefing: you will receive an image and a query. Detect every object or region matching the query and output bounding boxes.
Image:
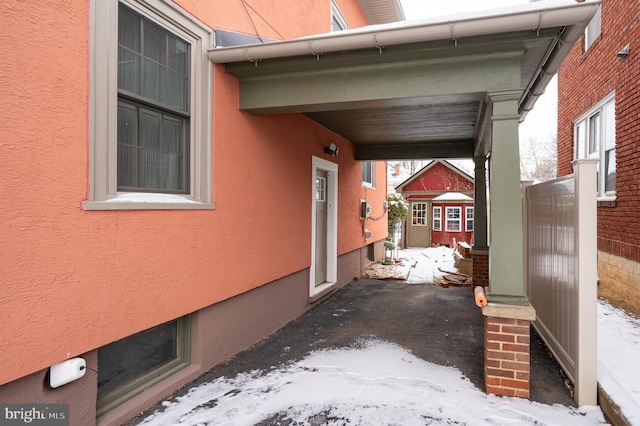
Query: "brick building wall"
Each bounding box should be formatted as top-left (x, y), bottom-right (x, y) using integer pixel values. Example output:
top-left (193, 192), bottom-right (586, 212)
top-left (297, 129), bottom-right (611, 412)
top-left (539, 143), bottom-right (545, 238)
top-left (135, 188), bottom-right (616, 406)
top-left (557, 0), bottom-right (640, 314)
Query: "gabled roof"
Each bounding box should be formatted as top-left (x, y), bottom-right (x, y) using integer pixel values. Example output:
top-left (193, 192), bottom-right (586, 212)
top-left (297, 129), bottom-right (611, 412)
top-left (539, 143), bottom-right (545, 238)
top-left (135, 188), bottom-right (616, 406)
top-left (395, 160), bottom-right (474, 191)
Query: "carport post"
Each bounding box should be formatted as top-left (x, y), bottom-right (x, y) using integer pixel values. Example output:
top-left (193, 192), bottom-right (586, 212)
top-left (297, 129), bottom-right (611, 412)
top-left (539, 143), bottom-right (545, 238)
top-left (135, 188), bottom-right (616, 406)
top-left (482, 90), bottom-right (536, 398)
top-left (472, 157), bottom-right (489, 287)
top-left (486, 90), bottom-right (527, 303)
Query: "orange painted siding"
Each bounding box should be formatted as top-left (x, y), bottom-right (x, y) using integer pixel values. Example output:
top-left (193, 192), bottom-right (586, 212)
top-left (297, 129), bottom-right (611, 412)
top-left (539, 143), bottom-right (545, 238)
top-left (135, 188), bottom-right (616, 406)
top-left (0, 0), bottom-right (386, 386)
top-left (176, 0), bottom-right (371, 39)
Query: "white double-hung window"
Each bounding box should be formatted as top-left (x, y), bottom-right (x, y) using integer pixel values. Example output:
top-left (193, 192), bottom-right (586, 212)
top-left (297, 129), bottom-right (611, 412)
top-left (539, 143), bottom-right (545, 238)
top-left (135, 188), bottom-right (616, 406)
top-left (465, 207), bottom-right (474, 232)
top-left (361, 161), bottom-right (375, 187)
top-left (445, 207), bottom-right (461, 232)
top-left (574, 92), bottom-right (616, 198)
top-left (86, 0), bottom-right (213, 210)
top-left (432, 206), bottom-right (441, 231)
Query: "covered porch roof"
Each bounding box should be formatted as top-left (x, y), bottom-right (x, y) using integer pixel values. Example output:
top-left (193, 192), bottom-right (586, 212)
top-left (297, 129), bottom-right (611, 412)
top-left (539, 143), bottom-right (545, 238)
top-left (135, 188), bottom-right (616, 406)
top-left (208, 0), bottom-right (600, 160)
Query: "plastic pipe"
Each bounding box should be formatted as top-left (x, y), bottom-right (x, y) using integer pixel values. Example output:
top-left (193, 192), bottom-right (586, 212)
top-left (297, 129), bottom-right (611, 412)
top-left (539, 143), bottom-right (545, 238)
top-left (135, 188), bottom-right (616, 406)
top-left (474, 286), bottom-right (487, 307)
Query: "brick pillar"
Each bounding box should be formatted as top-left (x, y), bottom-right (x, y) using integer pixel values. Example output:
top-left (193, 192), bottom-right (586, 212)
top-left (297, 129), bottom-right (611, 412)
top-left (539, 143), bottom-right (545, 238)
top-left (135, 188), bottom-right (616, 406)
top-left (472, 249), bottom-right (489, 287)
top-left (482, 303), bottom-right (536, 398)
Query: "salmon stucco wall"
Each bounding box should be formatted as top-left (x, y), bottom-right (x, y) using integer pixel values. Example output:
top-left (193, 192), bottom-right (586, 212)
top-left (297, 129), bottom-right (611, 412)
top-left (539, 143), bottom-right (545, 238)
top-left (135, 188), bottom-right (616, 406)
top-left (177, 0), bottom-right (370, 39)
top-left (0, 0), bottom-right (386, 386)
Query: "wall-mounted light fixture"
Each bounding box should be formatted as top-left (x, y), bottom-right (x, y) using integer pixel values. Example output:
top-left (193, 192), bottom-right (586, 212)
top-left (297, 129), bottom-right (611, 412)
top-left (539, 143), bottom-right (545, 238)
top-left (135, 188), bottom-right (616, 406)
top-left (324, 143), bottom-right (339, 156)
top-left (617, 44), bottom-right (630, 58)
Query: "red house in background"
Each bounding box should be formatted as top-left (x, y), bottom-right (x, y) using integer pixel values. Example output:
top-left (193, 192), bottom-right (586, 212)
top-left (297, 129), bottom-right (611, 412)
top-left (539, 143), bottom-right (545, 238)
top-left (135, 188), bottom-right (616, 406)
top-left (395, 160), bottom-right (474, 248)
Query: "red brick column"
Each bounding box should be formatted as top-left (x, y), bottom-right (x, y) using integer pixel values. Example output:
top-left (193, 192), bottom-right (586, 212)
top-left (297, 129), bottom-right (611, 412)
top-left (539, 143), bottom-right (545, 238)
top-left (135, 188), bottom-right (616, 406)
top-left (472, 249), bottom-right (489, 287)
top-left (484, 316), bottom-right (531, 397)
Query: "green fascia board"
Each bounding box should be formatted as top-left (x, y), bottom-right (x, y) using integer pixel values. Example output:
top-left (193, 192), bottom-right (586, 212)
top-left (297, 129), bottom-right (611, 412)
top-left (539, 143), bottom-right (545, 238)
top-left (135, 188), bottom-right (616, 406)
top-left (224, 29), bottom-right (559, 114)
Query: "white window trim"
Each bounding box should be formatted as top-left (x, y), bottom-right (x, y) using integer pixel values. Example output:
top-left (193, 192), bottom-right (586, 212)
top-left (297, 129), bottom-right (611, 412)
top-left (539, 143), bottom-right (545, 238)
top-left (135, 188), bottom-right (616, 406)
top-left (573, 91), bottom-right (616, 200)
top-left (361, 161), bottom-right (375, 188)
top-left (310, 156), bottom-right (338, 298)
top-left (465, 207), bottom-right (474, 232)
top-left (432, 206), bottom-right (441, 231)
top-left (331, 0), bottom-right (348, 31)
top-left (85, 0), bottom-right (214, 210)
top-left (445, 206), bottom-right (461, 232)
top-left (584, 5), bottom-right (601, 51)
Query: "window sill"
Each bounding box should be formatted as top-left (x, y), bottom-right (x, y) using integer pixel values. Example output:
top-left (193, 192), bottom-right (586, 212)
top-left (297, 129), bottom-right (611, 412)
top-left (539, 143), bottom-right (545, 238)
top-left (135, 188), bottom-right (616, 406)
top-left (83, 193), bottom-right (215, 211)
top-left (597, 196), bottom-right (616, 208)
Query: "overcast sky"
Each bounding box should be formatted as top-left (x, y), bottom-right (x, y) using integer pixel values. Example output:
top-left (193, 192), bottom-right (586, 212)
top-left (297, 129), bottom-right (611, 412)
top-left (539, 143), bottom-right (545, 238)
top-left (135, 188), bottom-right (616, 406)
top-left (399, 0), bottom-right (558, 144)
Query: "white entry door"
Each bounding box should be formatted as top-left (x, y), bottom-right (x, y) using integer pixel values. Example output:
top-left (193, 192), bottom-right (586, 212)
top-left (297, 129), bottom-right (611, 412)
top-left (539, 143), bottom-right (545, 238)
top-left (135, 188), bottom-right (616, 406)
top-left (315, 170), bottom-right (328, 285)
top-left (310, 156), bottom-right (338, 297)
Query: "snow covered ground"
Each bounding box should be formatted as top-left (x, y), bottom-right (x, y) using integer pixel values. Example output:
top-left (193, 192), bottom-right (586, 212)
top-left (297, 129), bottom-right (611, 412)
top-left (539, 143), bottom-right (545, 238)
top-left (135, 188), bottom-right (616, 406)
top-left (597, 299), bottom-right (640, 425)
top-left (133, 247), bottom-right (640, 426)
top-left (138, 338), bottom-right (606, 425)
top-left (385, 246), bottom-right (454, 284)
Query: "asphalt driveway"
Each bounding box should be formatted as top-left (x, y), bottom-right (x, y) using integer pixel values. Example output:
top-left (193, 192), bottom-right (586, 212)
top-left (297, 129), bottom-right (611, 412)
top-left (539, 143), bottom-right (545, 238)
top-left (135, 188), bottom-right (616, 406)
top-left (127, 278), bottom-right (574, 424)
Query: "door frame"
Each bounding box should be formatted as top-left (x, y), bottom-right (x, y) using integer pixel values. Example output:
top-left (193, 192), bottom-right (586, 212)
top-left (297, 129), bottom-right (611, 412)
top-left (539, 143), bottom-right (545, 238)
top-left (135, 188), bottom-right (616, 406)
top-left (310, 156), bottom-right (338, 298)
top-left (407, 199), bottom-right (431, 247)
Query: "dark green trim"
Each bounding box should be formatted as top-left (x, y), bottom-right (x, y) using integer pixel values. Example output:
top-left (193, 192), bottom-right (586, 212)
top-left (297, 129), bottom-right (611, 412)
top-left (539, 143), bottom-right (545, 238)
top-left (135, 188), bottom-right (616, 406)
top-left (355, 140), bottom-right (474, 160)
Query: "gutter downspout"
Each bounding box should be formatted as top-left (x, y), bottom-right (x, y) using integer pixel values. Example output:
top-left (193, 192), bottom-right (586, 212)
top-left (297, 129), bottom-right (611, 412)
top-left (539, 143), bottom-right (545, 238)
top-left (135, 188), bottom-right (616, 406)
top-left (518, 23), bottom-right (587, 122)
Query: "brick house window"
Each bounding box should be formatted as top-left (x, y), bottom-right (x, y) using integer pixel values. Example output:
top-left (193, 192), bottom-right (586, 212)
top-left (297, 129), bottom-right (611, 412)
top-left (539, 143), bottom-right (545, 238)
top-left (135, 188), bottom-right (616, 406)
top-left (574, 92), bottom-right (615, 197)
top-left (585, 5), bottom-right (601, 50)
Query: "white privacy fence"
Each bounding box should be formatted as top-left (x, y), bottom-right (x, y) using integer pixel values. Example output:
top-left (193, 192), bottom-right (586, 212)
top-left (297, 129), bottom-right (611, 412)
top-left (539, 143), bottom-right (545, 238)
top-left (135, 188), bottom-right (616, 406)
top-left (524, 159), bottom-right (599, 406)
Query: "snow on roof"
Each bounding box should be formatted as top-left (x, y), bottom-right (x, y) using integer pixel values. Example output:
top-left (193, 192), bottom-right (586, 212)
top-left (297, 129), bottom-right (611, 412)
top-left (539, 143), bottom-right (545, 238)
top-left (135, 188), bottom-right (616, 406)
top-left (432, 192), bottom-right (472, 201)
top-left (209, 0), bottom-right (600, 63)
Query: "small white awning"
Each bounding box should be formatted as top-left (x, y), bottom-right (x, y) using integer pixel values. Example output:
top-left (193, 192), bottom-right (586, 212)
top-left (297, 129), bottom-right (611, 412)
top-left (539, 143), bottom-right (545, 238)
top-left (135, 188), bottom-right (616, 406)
top-left (433, 192), bottom-right (473, 202)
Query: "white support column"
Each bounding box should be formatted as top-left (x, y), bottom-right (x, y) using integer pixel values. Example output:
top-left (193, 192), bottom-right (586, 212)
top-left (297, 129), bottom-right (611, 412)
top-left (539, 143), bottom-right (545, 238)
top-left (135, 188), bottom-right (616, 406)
top-left (487, 90), bottom-right (527, 303)
top-left (573, 158), bottom-right (598, 406)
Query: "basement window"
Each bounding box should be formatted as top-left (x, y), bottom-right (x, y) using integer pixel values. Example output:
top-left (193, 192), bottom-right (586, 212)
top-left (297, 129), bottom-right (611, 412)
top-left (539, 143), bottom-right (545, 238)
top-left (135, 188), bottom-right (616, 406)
top-left (96, 317), bottom-right (190, 416)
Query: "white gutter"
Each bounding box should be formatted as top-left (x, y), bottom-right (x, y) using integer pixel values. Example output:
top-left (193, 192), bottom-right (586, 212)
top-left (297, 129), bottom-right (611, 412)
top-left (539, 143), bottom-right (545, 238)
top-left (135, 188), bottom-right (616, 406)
top-left (207, 0), bottom-right (601, 64)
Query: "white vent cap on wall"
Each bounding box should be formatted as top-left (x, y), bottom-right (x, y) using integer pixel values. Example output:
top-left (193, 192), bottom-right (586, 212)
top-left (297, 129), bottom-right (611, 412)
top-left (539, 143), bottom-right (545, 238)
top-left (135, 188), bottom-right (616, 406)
top-left (49, 358), bottom-right (86, 388)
